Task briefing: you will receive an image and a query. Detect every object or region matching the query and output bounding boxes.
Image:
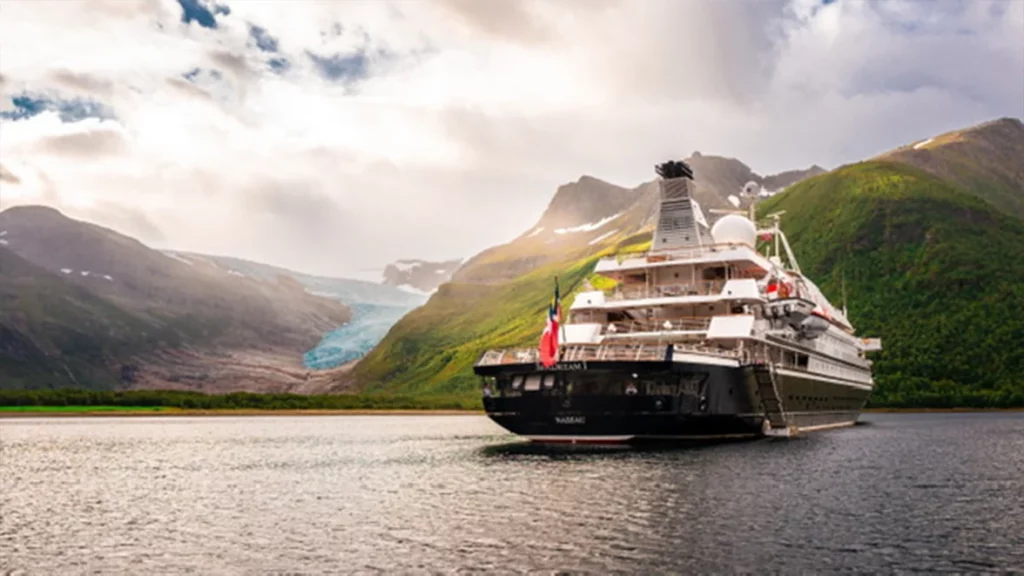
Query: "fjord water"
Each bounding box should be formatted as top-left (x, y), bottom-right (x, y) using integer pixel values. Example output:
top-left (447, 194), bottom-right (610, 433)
top-left (2, 413), bottom-right (1022, 574)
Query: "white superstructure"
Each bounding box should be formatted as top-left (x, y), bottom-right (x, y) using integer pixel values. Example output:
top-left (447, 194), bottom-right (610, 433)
top-left (563, 164), bottom-right (881, 395)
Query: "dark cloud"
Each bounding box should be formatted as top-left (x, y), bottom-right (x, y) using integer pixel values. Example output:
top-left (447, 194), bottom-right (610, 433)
top-left (208, 50), bottom-right (250, 78)
top-left (268, 57), bottom-right (290, 74)
top-left (306, 50), bottom-right (369, 83)
top-left (176, 0), bottom-right (229, 29)
top-left (0, 92), bottom-right (116, 123)
top-left (248, 24), bottom-right (279, 53)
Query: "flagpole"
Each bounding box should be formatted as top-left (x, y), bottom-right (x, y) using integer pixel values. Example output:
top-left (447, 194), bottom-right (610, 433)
top-left (556, 275), bottom-right (567, 362)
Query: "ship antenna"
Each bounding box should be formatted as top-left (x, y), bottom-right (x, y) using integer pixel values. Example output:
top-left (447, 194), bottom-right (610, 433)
top-left (841, 271), bottom-right (849, 318)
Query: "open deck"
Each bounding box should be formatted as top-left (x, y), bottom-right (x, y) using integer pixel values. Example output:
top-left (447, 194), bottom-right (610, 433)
top-left (475, 342), bottom-right (742, 368)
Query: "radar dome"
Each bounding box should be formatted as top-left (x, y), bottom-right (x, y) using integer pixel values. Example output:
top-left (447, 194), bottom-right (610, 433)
top-left (711, 214), bottom-right (757, 246)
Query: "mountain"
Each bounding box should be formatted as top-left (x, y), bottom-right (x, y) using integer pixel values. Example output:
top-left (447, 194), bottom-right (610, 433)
top-left (382, 258), bottom-right (463, 294)
top-left (762, 165), bottom-right (828, 191)
top-left (756, 160), bottom-right (1024, 406)
top-left (877, 117), bottom-right (1024, 219)
top-left (348, 155), bottom-right (825, 394)
top-left (0, 206), bottom-right (351, 391)
top-left (349, 119), bottom-right (1024, 407)
top-left (163, 251), bottom-right (427, 308)
top-left (161, 251), bottom-right (432, 371)
top-left (1, 245), bottom-right (165, 389)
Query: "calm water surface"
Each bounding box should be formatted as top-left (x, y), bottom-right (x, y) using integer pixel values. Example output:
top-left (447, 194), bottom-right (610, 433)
top-left (2, 413), bottom-right (1023, 574)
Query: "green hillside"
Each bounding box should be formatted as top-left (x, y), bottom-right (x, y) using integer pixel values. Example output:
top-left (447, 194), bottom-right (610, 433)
top-left (353, 148), bottom-right (1024, 407)
top-left (757, 161), bottom-right (1024, 407)
top-left (0, 247), bottom-right (169, 389)
top-left (352, 231), bottom-right (656, 394)
top-left (879, 117), bottom-right (1024, 220)
top-left (353, 249), bottom-right (600, 394)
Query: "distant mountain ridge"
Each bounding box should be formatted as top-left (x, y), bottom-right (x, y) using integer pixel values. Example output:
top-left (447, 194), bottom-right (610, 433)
top-left (0, 206), bottom-right (352, 391)
top-left (381, 258), bottom-right (463, 294)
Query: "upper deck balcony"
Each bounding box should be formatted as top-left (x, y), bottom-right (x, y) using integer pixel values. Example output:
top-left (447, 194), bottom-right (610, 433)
top-left (606, 280), bottom-right (726, 301)
top-left (571, 278), bottom-right (764, 311)
top-left (595, 243), bottom-right (773, 278)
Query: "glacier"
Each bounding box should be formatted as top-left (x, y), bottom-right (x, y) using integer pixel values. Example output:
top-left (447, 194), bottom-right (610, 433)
top-left (160, 251), bottom-right (430, 371)
top-left (303, 302), bottom-right (414, 370)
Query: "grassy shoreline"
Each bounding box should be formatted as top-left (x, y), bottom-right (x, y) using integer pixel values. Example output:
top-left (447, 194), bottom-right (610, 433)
top-left (862, 407), bottom-right (1024, 413)
top-left (0, 406), bottom-right (485, 418)
top-left (1, 405), bottom-right (1021, 418)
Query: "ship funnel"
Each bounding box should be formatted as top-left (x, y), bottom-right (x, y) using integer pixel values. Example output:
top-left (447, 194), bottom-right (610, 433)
top-left (651, 160), bottom-right (709, 252)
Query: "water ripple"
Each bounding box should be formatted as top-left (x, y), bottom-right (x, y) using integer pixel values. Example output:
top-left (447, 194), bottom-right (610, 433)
top-left (2, 413), bottom-right (1023, 574)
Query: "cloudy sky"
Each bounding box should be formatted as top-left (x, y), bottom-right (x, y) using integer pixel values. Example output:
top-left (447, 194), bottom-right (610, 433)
top-left (1, 0), bottom-right (1021, 278)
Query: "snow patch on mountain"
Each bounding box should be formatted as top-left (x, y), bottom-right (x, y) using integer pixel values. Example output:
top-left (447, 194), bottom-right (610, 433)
top-left (554, 212), bottom-right (622, 235)
top-left (588, 229), bottom-right (619, 246)
top-left (163, 251), bottom-right (195, 266)
top-left (396, 283), bottom-right (434, 296)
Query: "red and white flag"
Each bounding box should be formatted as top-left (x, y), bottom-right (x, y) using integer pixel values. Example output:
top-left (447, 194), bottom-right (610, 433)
top-left (539, 278), bottom-right (562, 367)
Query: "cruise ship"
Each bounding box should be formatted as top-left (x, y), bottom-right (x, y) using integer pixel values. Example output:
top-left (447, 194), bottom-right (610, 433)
top-left (473, 159), bottom-right (882, 444)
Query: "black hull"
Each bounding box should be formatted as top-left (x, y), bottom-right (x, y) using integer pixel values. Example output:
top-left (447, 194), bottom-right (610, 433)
top-left (477, 360), bottom-right (871, 444)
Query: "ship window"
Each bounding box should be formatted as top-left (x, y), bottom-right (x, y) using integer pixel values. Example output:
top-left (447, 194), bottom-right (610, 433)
top-left (523, 375), bottom-right (542, 391)
top-left (511, 375), bottom-right (525, 390)
top-left (796, 354), bottom-right (809, 368)
top-left (542, 374), bottom-right (555, 388)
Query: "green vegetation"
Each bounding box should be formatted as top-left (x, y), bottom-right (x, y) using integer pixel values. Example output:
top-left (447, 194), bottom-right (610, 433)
top-left (880, 118), bottom-right (1024, 219)
top-left (354, 255), bottom-right (599, 394)
top-left (354, 158), bottom-right (1023, 408)
top-left (0, 247), bottom-right (176, 390)
top-left (0, 405), bottom-right (167, 413)
top-left (0, 389), bottom-right (482, 411)
top-left (758, 161), bottom-right (1024, 408)
top-left (353, 227), bottom-right (650, 395)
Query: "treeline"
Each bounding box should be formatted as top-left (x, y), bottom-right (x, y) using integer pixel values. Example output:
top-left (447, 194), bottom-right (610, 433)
top-left (866, 386), bottom-right (1024, 409)
top-left (0, 389), bottom-right (482, 411)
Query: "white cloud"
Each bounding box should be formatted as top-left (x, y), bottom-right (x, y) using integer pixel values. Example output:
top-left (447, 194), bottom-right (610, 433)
top-left (0, 0), bottom-right (1021, 278)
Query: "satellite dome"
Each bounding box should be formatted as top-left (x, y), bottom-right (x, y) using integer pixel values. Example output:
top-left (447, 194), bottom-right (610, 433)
top-left (742, 181), bottom-right (760, 196)
top-left (711, 214), bottom-right (757, 246)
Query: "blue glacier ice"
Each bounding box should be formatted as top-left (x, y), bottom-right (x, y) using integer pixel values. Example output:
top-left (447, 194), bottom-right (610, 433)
top-left (303, 302), bottom-right (415, 370)
top-left (159, 251), bottom-right (431, 371)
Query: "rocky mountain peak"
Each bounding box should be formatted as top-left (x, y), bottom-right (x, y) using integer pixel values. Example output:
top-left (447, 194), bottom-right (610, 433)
top-left (537, 175), bottom-right (637, 231)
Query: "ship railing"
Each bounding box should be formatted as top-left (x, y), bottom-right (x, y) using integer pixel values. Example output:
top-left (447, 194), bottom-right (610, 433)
top-left (603, 317), bottom-right (711, 335)
top-left (605, 280), bottom-right (726, 301)
top-left (605, 242), bottom-right (756, 266)
top-left (476, 342), bottom-right (741, 367)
